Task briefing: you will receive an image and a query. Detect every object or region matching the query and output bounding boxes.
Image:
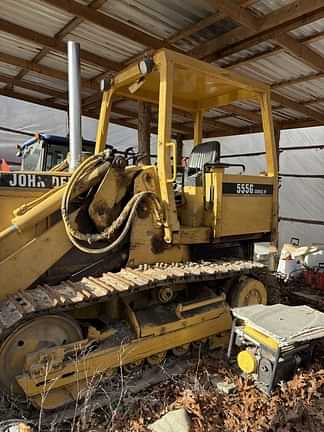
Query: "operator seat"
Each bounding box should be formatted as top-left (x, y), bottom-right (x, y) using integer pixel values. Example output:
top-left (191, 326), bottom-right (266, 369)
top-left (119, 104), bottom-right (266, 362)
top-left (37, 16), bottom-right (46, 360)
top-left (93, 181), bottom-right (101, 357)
top-left (184, 141), bottom-right (220, 186)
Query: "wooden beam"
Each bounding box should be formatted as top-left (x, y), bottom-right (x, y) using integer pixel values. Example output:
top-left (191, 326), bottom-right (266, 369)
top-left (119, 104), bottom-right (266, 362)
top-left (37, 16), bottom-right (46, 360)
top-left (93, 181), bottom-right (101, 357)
top-left (199, 1), bottom-right (324, 124)
top-left (40, 0), bottom-right (164, 49)
top-left (7, 0), bottom-right (108, 88)
top-left (165, 0), bottom-right (257, 44)
top-left (260, 0), bottom-right (324, 32)
top-left (191, 1), bottom-right (324, 60)
top-left (272, 92), bottom-right (324, 122)
top-left (205, 116), bottom-right (323, 137)
top-left (274, 33), bottom-right (324, 72)
top-left (206, 0), bottom-right (259, 30)
top-left (0, 51), bottom-right (97, 90)
top-left (0, 87), bottom-right (155, 134)
top-left (208, 7), bottom-right (324, 62)
top-left (273, 72), bottom-right (324, 89)
top-left (0, 73), bottom-right (66, 99)
top-left (220, 104), bottom-right (260, 123)
top-left (167, 12), bottom-right (224, 44)
top-left (0, 18), bottom-right (120, 71)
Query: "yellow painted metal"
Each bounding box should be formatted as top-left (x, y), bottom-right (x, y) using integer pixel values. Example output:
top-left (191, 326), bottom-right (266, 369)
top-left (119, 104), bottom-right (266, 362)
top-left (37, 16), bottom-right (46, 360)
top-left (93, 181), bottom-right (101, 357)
top-left (0, 220), bottom-right (72, 298)
top-left (237, 350), bottom-right (257, 374)
top-left (260, 91), bottom-right (278, 244)
top-left (0, 48), bottom-right (279, 406)
top-left (243, 325), bottom-right (279, 350)
top-left (95, 89), bottom-right (113, 154)
top-left (231, 277), bottom-right (268, 307)
top-left (166, 142), bottom-right (177, 183)
top-left (194, 111), bottom-right (203, 146)
top-left (92, 47), bottom-right (277, 245)
top-left (17, 308), bottom-right (232, 399)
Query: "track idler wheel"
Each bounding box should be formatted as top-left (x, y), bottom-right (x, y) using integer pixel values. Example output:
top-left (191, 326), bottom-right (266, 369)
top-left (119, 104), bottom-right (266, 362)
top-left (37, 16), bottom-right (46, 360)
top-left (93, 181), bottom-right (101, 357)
top-left (0, 314), bottom-right (82, 408)
top-left (230, 276), bottom-right (267, 307)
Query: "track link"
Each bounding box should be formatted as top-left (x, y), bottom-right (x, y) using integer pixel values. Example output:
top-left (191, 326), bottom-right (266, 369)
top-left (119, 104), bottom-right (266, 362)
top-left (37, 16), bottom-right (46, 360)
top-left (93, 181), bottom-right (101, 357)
top-left (0, 259), bottom-right (264, 341)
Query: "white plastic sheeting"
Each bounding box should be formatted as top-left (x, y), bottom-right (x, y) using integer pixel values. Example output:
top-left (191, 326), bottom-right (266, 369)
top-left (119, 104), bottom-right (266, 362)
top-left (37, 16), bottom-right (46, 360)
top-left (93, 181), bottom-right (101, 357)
top-left (0, 96), bottom-right (138, 163)
top-left (0, 95), bottom-right (323, 246)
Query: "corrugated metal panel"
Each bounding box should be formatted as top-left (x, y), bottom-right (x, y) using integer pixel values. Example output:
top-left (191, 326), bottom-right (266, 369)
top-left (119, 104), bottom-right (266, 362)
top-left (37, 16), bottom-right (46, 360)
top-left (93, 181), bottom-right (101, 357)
top-left (39, 51), bottom-right (105, 79)
top-left (22, 72), bottom-right (67, 91)
top-left (232, 100), bottom-right (263, 110)
top-left (250, 0), bottom-right (296, 15)
top-left (276, 78), bottom-right (324, 101)
top-left (205, 109), bottom-right (229, 119)
top-left (174, 18), bottom-right (237, 52)
top-left (309, 38), bottom-right (324, 57)
top-left (11, 87), bottom-right (48, 100)
top-left (273, 107), bottom-right (307, 120)
top-left (99, 0), bottom-right (215, 40)
top-left (1, 0), bottom-right (74, 38)
top-left (0, 62), bottom-right (20, 76)
top-left (290, 18), bottom-right (324, 39)
top-left (218, 116), bottom-right (253, 128)
top-left (216, 41), bottom-right (275, 67)
top-left (232, 52), bottom-right (316, 85)
top-left (307, 101), bottom-right (324, 112)
top-left (0, 31), bottom-right (42, 60)
top-left (67, 21), bottom-right (146, 63)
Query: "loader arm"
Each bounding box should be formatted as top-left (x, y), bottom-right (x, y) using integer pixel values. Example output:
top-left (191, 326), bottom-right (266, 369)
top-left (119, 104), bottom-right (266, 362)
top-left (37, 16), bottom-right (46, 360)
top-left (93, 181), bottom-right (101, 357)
top-left (0, 153), bottom-right (139, 298)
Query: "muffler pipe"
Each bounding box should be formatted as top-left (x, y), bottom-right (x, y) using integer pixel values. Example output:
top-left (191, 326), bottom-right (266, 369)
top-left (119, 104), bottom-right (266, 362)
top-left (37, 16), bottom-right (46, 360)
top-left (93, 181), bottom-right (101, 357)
top-left (68, 40), bottom-right (82, 171)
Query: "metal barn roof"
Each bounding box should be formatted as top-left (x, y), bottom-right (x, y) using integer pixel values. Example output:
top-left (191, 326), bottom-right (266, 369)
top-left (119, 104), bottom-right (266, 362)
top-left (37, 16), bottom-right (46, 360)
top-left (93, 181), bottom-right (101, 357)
top-left (1, 0), bottom-right (324, 138)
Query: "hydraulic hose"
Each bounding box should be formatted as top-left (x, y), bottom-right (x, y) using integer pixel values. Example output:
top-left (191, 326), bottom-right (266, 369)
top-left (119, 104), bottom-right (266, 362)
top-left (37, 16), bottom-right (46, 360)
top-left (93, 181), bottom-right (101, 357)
top-left (61, 152), bottom-right (164, 255)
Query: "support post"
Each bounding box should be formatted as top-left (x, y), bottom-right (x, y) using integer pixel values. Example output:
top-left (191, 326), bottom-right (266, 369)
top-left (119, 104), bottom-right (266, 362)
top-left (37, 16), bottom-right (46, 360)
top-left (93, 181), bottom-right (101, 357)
top-left (68, 41), bottom-right (82, 171)
top-left (260, 91), bottom-right (279, 245)
top-left (138, 101), bottom-right (152, 164)
top-left (95, 89), bottom-right (113, 154)
top-left (157, 56), bottom-right (179, 241)
top-left (194, 111), bottom-right (203, 146)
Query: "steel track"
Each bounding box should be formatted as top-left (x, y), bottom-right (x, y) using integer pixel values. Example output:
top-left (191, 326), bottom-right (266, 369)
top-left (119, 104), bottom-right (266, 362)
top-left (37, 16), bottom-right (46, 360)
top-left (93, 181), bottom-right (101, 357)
top-left (0, 259), bottom-right (265, 343)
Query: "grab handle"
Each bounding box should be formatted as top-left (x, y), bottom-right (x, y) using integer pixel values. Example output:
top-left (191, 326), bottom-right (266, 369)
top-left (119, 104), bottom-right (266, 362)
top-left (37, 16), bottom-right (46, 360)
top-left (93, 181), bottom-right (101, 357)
top-left (166, 142), bottom-right (177, 183)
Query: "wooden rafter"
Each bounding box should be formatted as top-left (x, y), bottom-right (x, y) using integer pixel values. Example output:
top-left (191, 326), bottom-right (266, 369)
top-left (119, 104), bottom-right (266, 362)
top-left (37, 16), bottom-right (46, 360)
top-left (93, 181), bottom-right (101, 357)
top-left (271, 92), bottom-right (324, 122)
top-left (6, 0), bottom-right (108, 90)
top-left (273, 33), bottom-right (324, 72)
top-left (0, 18), bottom-right (120, 71)
top-left (206, 0), bottom-right (259, 30)
top-left (0, 51), bottom-right (100, 91)
top-left (39, 0), bottom-right (165, 49)
top-left (192, 0), bottom-right (324, 61)
top-left (0, 72), bottom-right (66, 99)
top-left (166, 0), bottom-right (256, 45)
top-left (203, 0), bottom-right (324, 122)
top-left (167, 12), bottom-right (224, 44)
top-left (225, 30), bottom-right (324, 88)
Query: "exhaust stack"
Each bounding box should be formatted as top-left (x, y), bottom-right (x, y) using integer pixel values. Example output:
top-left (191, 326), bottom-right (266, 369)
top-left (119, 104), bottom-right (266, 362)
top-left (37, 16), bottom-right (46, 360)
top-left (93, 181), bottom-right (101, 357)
top-left (68, 41), bottom-right (82, 171)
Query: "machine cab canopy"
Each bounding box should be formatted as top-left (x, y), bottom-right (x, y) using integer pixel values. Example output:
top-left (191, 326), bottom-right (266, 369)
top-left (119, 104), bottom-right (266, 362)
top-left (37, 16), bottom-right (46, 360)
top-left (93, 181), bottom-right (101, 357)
top-left (95, 49), bottom-right (278, 243)
top-left (113, 49), bottom-right (268, 113)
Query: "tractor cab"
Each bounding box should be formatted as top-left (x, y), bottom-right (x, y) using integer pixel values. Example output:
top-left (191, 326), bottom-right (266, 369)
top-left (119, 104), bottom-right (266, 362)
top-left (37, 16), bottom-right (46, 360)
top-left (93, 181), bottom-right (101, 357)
top-left (17, 134), bottom-right (95, 171)
top-left (95, 48), bottom-right (278, 248)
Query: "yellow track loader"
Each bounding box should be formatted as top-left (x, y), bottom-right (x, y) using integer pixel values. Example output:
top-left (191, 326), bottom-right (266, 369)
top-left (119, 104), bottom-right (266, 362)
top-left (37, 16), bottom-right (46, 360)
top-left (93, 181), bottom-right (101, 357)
top-left (0, 47), bottom-right (278, 409)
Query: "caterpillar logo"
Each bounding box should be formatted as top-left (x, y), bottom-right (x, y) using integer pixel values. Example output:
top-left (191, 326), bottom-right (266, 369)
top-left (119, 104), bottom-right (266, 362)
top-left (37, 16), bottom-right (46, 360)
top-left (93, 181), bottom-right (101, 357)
top-left (0, 173), bottom-right (69, 189)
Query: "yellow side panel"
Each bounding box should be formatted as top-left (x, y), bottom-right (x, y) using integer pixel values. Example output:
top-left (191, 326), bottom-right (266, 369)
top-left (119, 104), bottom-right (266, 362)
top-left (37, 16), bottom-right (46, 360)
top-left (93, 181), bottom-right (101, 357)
top-left (220, 174), bottom-right (274, 237)
top-left (0, 220), bottom-right (71, 297)
top-left (221, 195), bottom-right (272, 236)
top-left (0, 190), bottom-right (44, 231)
